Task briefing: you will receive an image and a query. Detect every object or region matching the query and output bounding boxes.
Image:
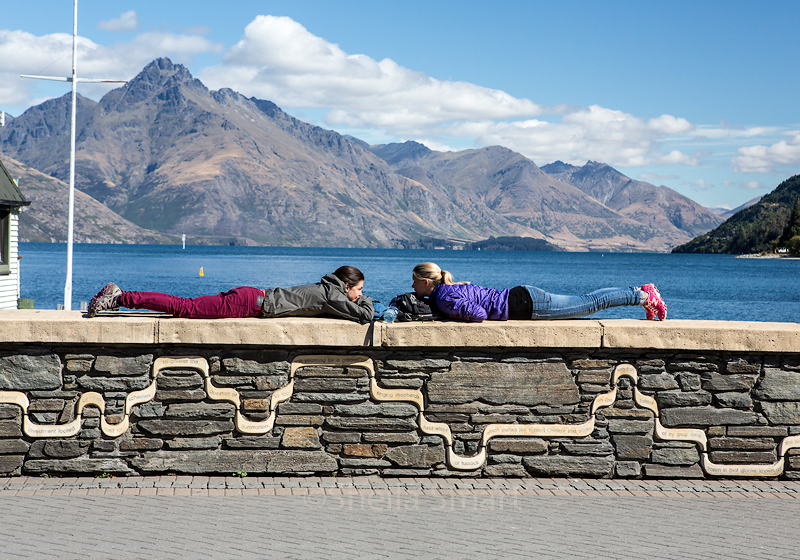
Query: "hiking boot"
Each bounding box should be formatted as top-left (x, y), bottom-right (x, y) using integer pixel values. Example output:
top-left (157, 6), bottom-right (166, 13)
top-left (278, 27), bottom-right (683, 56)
top-left (641, 284), bottom-right (667, 321)
top-left (87, 282), bottom-right (122, 317)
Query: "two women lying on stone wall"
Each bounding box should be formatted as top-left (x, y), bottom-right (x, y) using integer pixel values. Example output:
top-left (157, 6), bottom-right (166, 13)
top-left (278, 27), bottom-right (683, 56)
top-left (86, 261), bottom-right (666, 322)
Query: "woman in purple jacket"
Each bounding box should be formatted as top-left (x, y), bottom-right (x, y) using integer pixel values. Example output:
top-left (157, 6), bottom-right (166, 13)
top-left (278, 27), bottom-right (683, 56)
top-left (411, 262), bottom-right (666, 322)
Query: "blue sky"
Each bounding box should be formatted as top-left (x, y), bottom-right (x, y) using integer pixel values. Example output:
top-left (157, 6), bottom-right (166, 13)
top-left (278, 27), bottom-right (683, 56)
top-left (1, 0), bottom-right (799, 209)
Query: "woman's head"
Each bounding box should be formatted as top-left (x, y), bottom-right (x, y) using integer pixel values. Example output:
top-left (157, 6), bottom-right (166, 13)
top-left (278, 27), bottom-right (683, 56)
top-left (412, 262), bottom-right (463, 296)
top-left (333, 265), bottom-right (364, 302)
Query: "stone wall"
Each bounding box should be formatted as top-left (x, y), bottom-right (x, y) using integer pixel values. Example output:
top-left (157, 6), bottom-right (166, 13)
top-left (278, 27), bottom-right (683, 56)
top-left (1, 311), bottom-right (800, 479)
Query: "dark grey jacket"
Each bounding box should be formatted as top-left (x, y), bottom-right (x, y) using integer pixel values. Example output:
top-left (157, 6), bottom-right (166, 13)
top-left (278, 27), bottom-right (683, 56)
top-left (260, 274), bottom-right (373, 322)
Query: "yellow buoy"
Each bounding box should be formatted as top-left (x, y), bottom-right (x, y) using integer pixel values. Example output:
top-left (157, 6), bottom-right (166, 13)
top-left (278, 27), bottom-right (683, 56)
top-left (199, 266), bottom-right (204, 277)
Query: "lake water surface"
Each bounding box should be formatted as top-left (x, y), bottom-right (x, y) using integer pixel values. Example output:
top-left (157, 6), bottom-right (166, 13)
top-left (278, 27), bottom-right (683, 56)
top-left (17, 243), bottom-right (800, 323)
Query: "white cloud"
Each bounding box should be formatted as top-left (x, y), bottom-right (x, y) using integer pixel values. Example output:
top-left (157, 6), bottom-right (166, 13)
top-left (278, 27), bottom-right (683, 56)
top-left (97, 10), bottom-right (139, 33)
top-left (438, 107), bottom-right (698, 167)
top-left (201, 16), bottom-right (542, 128)
top-left (696, 125), bottom-right (777, 140)
top-left (199, 17), bottom-right (703, 169)
top-left (692, 179), bottom-right (714, 191)
top-left (742, 181), bottom-right (764, 190)
top-left (733, 134), bottom-right (800, 174)
top-left (648, 114), bottom-right (694, 135)
top-left (0, 28), bottom-right (223, 113)
top-left (640, 173), bottom-right (679, 181)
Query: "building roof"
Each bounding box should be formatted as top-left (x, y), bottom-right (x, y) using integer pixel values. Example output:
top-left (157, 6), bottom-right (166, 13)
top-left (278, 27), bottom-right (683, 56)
top-left (0, 156), bottom-right (29, 207)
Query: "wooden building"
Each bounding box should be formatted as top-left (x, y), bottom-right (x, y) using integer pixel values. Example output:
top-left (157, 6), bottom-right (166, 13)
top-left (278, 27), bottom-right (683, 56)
top-left (0, 157), bottom-right (30, 308)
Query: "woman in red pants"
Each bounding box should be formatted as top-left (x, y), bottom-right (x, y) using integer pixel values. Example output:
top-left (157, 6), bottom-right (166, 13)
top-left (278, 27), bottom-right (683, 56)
top-left (86, 265), bottom-right (373, 322)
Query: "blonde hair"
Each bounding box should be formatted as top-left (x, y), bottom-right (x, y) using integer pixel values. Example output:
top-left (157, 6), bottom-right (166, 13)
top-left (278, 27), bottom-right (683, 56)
top-left (412, 262), bottom-right (469, 286)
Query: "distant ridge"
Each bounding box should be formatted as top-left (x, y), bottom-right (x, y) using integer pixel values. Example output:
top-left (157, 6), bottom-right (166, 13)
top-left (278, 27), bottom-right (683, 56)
top-left (0, 153), bottom-right (176, 244)
top-left (672, 175), bottom-right (800, 254)
top-left (707, 196), bottom-right (762, 220)
top-left (541, 160), bottom-right (723, 238)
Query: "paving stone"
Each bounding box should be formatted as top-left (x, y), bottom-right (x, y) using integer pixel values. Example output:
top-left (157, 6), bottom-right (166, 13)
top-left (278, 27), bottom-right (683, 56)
top-left (94, 355), bottom-right (153, 376)
top-left (428, 361), bottom-right (580, 406)
top-left (487, 438), bottom-right (547, 454)
top-left (607, 419), bottom-right (653, 434)
top-left (677, 373), bottom-right (702, 391)
top-left (638, 373), bottom-right (679, 390)
top-left (342, 443), bottom-right (387, 457)
top-left (362, 433), bottom-right (420, 444)
top-left (613, 435), bottom-right (653, 460)
top-left (709, 451), bottom-right (778, 463)
top-left (727, 426), bottom-right (788, 437)
top-left (385, 444), bottom-right (445, 468)
top-left (656, 391), bottom-right (712, 407)
top-left (615, 461), bottom-right (641, 477)
top-left (164, 403), bottom-right (235, 418)
top-left (701, 372), bottom-right (758, 392)
top-left (324, 417), bottom-right (416, 431)
top-left (650, 446), bottom-right (700, 466)
top-left (484, 463), bottom-right (528, 477)
top-left (660, 406), bottom-right (758, 427)
top-left (130, 450), bottom-right (337, 474)
top-left (222, 436), bottom-right (281, 449)
top-left (753, 369), bottom-right (800, 400)
top-left (726, 358), bottom-right (761, 374)
top-left (0, 420), bottom-right (23, 438)
top-left (522, 455), bottom-right (614, 477)
top-left (166, 437), bottom-right (222, 450)
top-left (23, 457), bottom-right (134, 475)
top-left (0, 455), bottom-right (23, 474)
top-left (294, 378), bottom-right (359, 392)
top-left (0, 439), bottom-right (29, 454)
top-left (761, 402), bottom-right (800, 424)
top-left (156, 373), bottom-right (203, 389)
top-left (274, 415), bottom-right (324, 427)
top-left (560, 441), bottom-right (614, 456)
top-left (333, 403), bottom-right (417, 417)
top-left (282, 427), bottom-right (322, 449)
top-left (709, 437), bottom-right (775, 451)
top-left (0, 354), bottom-right (62, 390)
top-left (643, 464), bottom-right (704, 478)
top-left (714, 392), bottom-right (753, 409)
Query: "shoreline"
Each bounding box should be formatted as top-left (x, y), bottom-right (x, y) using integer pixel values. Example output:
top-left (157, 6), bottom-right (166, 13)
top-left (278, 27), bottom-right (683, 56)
top-left (735, 253), bottom-right (799, 259)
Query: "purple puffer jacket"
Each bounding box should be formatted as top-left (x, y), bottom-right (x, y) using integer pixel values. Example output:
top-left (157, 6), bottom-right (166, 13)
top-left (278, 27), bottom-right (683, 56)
top-left (432, 283), bottom-right (509, 322)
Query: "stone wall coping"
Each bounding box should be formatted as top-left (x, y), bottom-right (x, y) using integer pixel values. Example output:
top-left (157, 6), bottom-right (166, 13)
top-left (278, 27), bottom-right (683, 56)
top-left (0, 310), bottom-right (798, 352)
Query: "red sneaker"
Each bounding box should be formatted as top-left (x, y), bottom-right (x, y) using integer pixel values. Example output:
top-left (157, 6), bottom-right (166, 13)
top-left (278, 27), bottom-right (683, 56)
top-left (641, 284), bottom-right (667, 321)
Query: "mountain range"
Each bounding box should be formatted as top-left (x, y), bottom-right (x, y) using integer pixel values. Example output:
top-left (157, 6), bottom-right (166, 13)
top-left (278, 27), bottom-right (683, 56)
top-left (0, 58), bottom-right (722, 251)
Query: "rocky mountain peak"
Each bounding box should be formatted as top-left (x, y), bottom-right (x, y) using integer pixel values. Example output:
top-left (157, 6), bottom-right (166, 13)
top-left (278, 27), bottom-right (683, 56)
top-left (369, 141), bottom-right (433, 165)
top-left (100, 57), bottom-right (205, 112)
top-left (138, 57), bottom-right (194, 86)
top-left (540, 160), bottom-right (578, 174)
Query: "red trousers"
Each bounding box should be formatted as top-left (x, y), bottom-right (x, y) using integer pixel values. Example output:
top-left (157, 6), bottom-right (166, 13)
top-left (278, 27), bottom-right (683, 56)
top-left (119, 286), bottom-right (264, 318)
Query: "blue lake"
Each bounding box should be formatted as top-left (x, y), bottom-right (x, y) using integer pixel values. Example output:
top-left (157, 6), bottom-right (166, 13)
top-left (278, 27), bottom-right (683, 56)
top-left (17, 242), bottom-right (800, 323)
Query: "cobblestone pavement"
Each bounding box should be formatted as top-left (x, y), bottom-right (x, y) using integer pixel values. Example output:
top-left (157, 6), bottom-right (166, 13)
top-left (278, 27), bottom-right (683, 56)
top-left (2, 476), bottom-right (800, 559)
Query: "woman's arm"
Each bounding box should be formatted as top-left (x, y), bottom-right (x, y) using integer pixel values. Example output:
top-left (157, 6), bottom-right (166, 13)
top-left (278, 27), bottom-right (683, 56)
top-left (323, 292), bottom-right (375, 322)
top-left (436, 288), bottom-right (488, 322)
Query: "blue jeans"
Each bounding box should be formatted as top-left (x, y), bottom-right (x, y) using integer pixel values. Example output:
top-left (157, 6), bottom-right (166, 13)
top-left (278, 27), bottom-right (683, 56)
top-left (525, 286), bottom-right (644, 320)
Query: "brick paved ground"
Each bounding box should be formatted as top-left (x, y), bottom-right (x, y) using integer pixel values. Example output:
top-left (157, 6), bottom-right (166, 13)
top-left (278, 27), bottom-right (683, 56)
top-left (2, 476), bottom-right (800, 559)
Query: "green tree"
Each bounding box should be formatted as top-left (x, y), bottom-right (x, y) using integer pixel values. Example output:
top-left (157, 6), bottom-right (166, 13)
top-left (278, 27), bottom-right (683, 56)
top-left (778, 199), bottom-right (800, 248)
top-left (787, 236), bottom-right (800, 256)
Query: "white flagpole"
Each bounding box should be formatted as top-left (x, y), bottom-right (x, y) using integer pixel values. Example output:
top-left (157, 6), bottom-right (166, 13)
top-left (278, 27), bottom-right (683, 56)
top-left (20, 0), bottom-right (126, 311)
top-left (64, 0), bottom-right (78, 310)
